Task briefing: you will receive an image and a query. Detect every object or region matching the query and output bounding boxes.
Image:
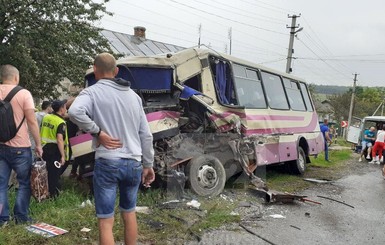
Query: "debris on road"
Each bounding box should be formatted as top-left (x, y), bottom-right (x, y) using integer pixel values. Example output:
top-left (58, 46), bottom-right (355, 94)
top-left (317, 195), bottom-right (355, 208)
top-left (290, 225), bottom-right (301, 230)
top-left (136, 206), bottom-right (151, 214)
top-left (186, 199), bottom-right (201, 209)
top-left (301, 197), bottom-right (322, 205)
top-left (158, 199), bottom-right (181, 209)
top-left (80, 227), bottom-right (91, 232)
top-left (269, 214), bottom-right (286, 219)
top-left (238, 201), bottom-right (252, 207)
top-left (239, 223), bottom-right (278, 245)
top-left (303, 178), bottom-right (333, 184)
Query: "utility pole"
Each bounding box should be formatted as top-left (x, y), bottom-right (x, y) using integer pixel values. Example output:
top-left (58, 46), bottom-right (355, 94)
top-left (198, 24), bottom-right (202, 48)
top-left (347, 73), bottom-right (358, 134)
top-left (228, 27), bottom-right (232, 55)
top-left (286, 14), bottom-right (303, 73)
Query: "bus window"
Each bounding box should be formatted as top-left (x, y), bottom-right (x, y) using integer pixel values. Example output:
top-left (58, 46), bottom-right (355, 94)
top-left (299, 83), bottom-right (314, 112)
top-left (283, 78), bottom-right (306, 111)
top-left (233, 64), bottom-right (266, 108)
top-left (261, 71), bottom-right (289, 110)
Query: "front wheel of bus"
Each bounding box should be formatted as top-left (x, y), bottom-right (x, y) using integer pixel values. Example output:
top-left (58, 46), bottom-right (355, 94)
top-left (185, 155), bottom-right (226, 197)
top-left (289, 147), bottom-right (306, 175)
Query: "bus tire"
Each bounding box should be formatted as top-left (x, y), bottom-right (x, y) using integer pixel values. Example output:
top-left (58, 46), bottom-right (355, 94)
top-left (185, 155), bottom-right (226, 197)
top-left (289, 147), bottom-right (306, 175)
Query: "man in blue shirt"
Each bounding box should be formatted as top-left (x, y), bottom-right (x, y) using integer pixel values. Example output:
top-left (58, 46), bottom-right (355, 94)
top-left (359, 126), bottom-right (376, 162)
top-left (320, 119), bottom-right (332, 161)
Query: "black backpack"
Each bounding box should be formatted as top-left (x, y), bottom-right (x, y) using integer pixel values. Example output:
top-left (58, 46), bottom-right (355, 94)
top-left (0, 86), bottom-right (25, 142)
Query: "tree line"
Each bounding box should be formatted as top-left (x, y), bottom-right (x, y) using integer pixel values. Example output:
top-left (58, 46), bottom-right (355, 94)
top-left (323, 86), bottom-right (385, 122)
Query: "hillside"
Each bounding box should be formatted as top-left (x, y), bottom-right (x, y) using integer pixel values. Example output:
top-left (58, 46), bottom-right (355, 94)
top-left (313, 84), bottom-right (385, 95)
top-left (313, 85), bottom-right (350, 95)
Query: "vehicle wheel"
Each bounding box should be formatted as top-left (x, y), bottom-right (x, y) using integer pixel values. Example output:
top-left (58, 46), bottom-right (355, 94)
top-left (289, 147), bottom-right (306, 175)
top-left (185, 155), bottom-right (226, 197)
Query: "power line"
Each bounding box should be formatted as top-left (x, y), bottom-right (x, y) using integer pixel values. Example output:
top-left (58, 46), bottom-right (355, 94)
top-left (296, 36), bottom-right (352, 80)
top-left (101, 18), bottom-right (286, 58)
top-left (251, 0), bottom-right (296, 13)
top-left (168, 0), bottom-right (288, 35)
top-left (317, 53), bottom-right (385, 58)
top-left (257, 57), bottom-right (287, 64)
top-left (238, 0), bottom-right (290, 14)
top-left (159, 0), bottom-right (288, 52)
top-left (301, 16), bottom-right (353, 74)
top-left (205, 0), bottom-right (287, 24)
top-left (297, 57), bottom-right (385, 63)
top-left (115, 0), bottom-right (287, 51)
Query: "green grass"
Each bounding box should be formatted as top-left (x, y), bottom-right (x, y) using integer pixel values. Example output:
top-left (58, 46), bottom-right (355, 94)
top-left (2, 180), bottom-right (98, 245)
top-left (310, 149), bottom-right (352, 167)
top-left (2, 178), bottom-right (243, 245)
top-left (265, 149), bottom-right (353, 193)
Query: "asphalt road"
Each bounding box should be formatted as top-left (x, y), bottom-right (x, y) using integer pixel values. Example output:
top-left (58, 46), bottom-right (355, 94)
top-left (187, 161), bottom-right (385, 245)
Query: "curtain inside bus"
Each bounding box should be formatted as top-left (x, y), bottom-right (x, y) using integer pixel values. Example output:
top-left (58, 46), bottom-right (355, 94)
top-left (215, 61), bottom-right (233, 104)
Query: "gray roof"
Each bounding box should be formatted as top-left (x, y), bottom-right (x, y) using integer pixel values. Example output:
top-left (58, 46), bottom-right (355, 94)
top-left (101, 30), bottom-right (185, 56)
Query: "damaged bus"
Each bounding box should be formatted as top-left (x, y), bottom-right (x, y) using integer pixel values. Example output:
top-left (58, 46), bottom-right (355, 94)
top-left (85, 48), bottom-right (324, 197)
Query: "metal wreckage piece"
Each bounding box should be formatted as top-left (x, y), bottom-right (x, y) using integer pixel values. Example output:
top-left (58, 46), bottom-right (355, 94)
top-left (154, 130), bottom-right (268, 195)
top-left (228, 136), bottom-right (267, 190)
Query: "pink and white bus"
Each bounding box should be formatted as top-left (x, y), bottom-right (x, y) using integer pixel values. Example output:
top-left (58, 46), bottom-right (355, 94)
top-left (85, 47), bottom-right (324, 196)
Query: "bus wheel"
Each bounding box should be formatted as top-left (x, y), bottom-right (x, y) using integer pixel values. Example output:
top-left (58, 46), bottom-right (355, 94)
top-left (289, 147), bottom-right (306, 175)
top-left (185, 155), bottom-right (226, 197)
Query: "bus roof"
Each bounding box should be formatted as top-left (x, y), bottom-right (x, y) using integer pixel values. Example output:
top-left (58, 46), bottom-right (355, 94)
top-left (86, 47), bottom-right (307, 83)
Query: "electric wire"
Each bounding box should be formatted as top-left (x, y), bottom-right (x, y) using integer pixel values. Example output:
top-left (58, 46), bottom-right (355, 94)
top-left (238, 0), bottom-right (290, 14)
top-left (302, 16), bottom-right (354, 74)
top-left (168, 0), bottom-right (288, 35)
top-left (114, 0), bottom-right (288, 52)
top-left (296, 36), bottom-right (352, 80)
top-left (195, 0), bottom-right (287, 24)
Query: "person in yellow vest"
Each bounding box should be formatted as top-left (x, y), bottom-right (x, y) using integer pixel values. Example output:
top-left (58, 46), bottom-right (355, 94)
top-left (40, 99), bottom-right (69, 197)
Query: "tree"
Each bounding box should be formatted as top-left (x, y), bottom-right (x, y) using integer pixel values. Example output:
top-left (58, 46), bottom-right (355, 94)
top-left (0, 0), bottom-right (112, 98)
top-left (328, 87), bottom-right (384, 123)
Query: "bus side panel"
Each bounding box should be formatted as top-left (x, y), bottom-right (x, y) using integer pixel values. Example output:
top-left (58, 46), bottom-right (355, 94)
top-left (255, 143), bottom-right (279, 165)
top-left (278, 138), bottom-right (298, 162)
top-left (309, 132), bottom-right (324, 155)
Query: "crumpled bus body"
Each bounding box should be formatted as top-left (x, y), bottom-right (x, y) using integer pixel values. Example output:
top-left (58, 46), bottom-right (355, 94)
top-left (85, 48), bottom-right (324, 196)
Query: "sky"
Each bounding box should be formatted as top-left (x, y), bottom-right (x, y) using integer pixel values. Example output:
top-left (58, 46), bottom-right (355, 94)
top-left (96, 0), bottom-right (385, 87)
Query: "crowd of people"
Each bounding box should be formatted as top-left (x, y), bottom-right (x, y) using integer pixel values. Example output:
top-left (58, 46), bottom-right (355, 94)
top-left (0, 53), bottom-right (155, 245)
top-left (358, 123), bottom-right (385, 178)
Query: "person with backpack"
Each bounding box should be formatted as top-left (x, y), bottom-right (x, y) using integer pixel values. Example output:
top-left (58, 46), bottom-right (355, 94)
top-left (0, 64), bottom-right (43, 226)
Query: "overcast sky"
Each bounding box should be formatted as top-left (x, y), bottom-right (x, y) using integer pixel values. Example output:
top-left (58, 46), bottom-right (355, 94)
top-left (97, 0), bottom-right (385, 87)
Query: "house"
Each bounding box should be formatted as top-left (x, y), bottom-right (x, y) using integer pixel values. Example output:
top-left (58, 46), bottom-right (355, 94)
top-left (314, 98), bottom-right (335, 122)
top-left (100, 26), bottom-right (185, 57)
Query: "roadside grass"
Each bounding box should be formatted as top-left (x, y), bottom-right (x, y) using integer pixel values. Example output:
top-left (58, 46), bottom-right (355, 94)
top-left (2, 148), bottom-right (354, 244)
top-left (310, 149), bottom-right (352, 168)
top-left (2, 179), bottom-right (243, 244)
top-left (266, 149), bottom-right (353, 193)
top-left (334, 137), bottom-right (352, 147)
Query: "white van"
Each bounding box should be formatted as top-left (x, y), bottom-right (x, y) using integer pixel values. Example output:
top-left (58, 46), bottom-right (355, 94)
top-left (347, 116), bottom-right (385, 158)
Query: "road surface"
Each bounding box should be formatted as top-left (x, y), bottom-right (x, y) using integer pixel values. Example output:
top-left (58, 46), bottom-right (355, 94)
top-left (187, 161), bottom-right (385, 245)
